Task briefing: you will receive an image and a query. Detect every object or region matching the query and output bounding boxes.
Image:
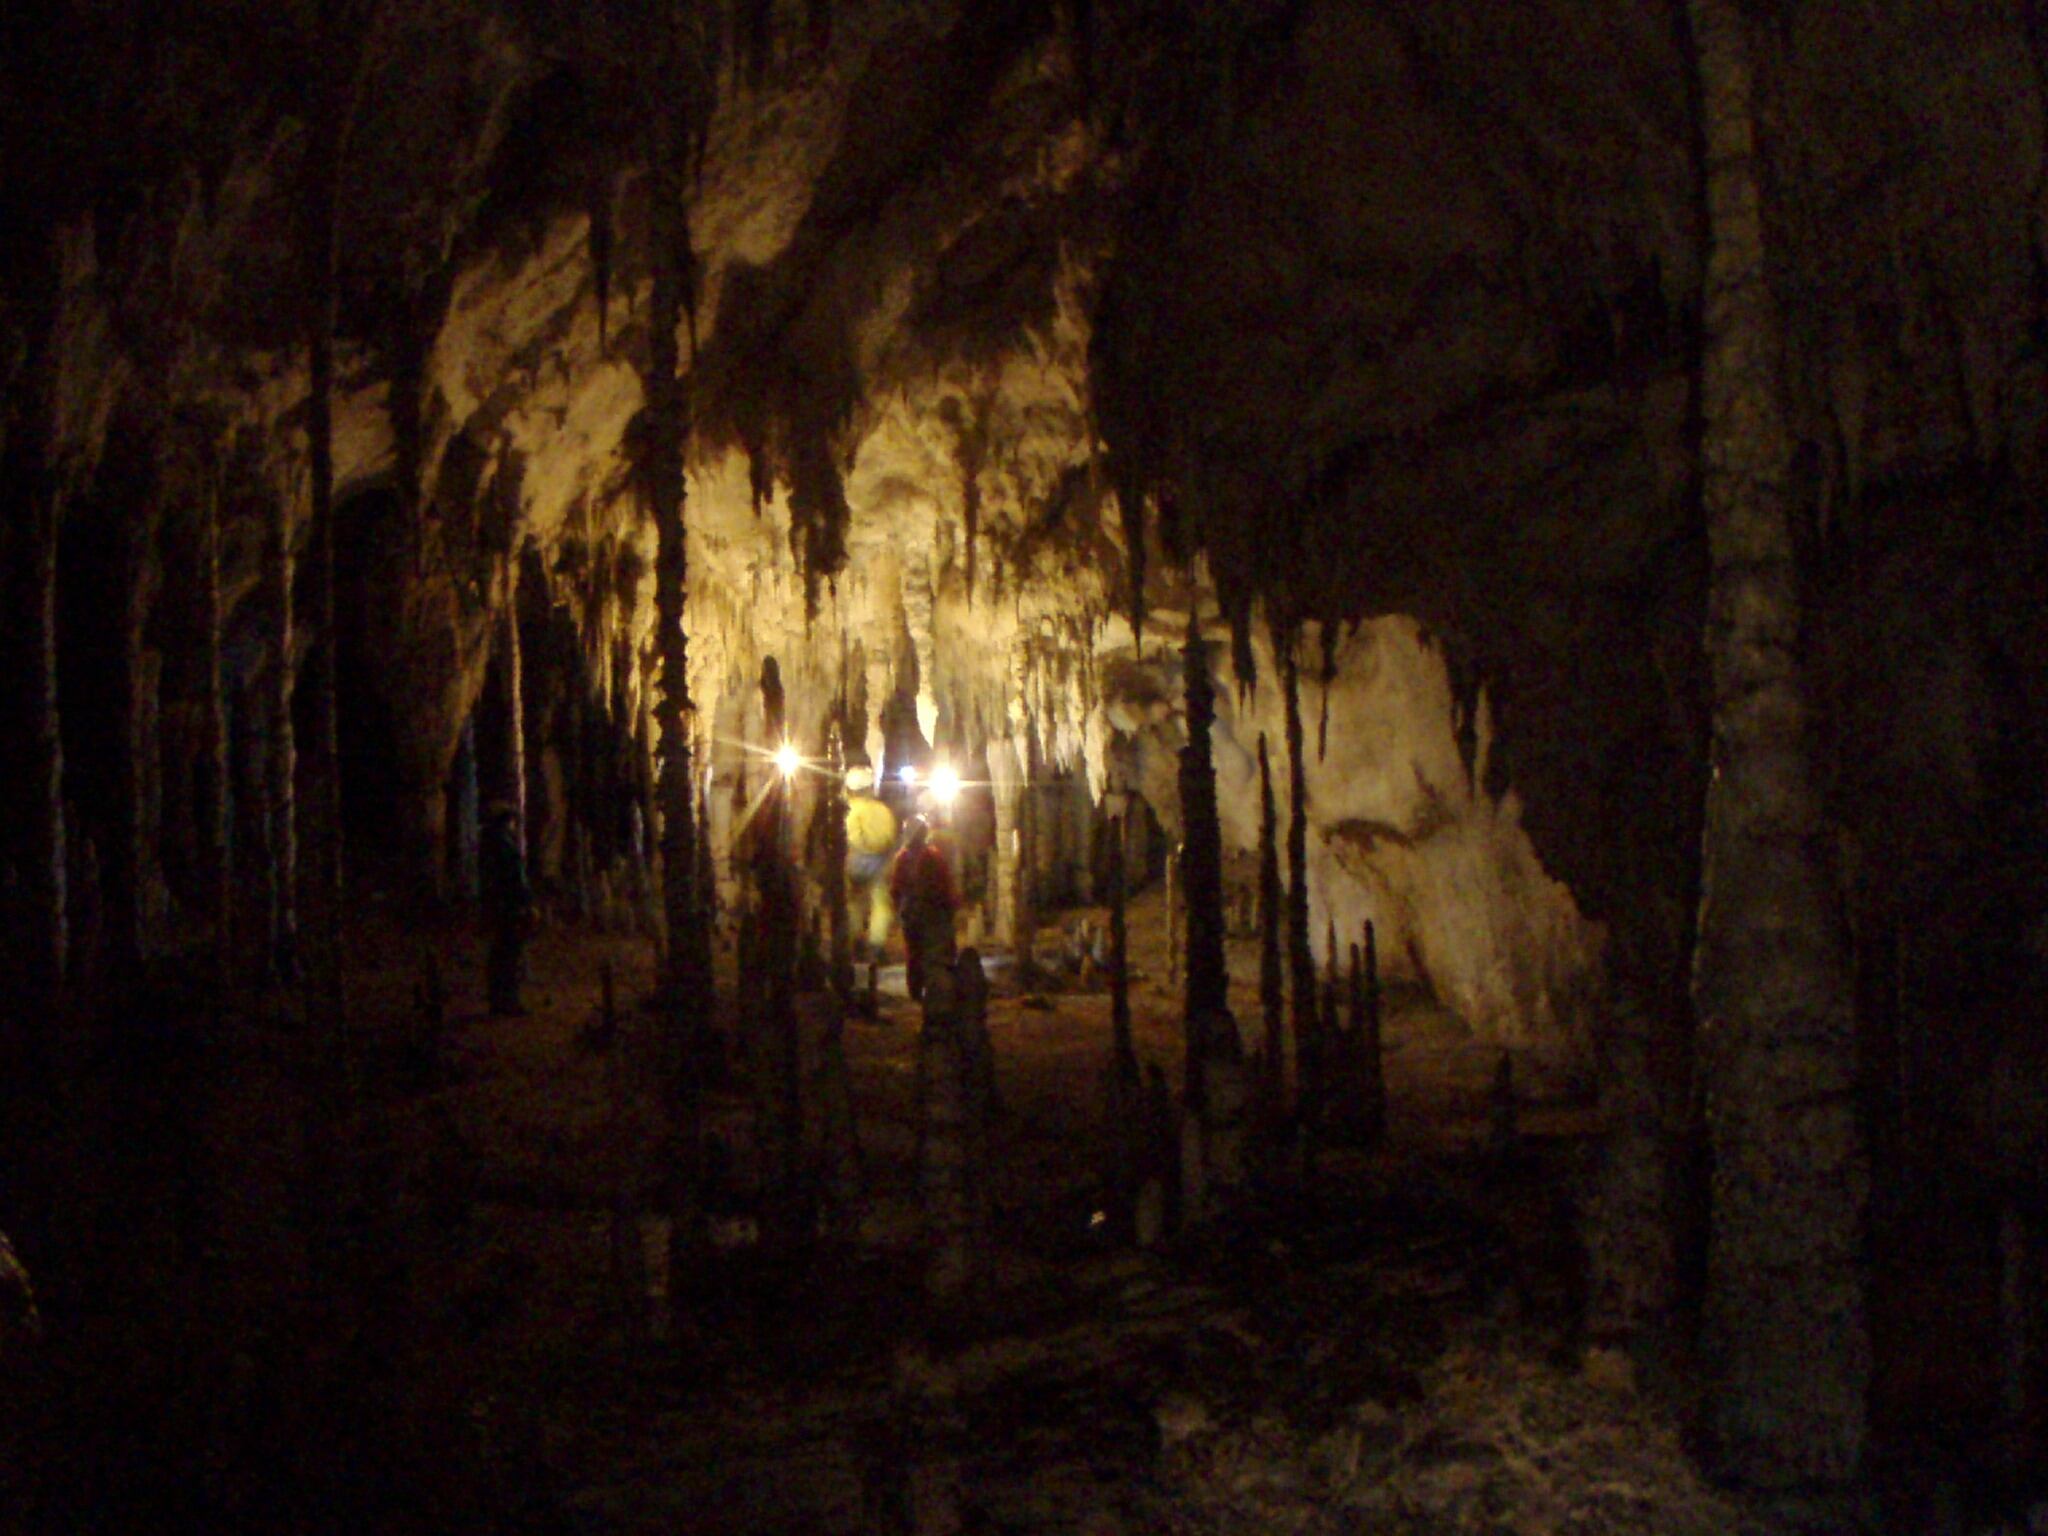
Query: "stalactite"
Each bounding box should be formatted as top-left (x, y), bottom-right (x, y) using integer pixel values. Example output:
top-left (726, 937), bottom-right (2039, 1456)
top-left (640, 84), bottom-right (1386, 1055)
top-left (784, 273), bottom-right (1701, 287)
top-left (905, 551), bottom-right (939, 746)
top-left (1257, 733), bottom-right (1285, 1109)
top-left (1282, 630), bottom-right (1317, 1141)
top-left (1178, 609), bottom-right (1230, 1110)
top-left (1317, 617), bottom-right (1339, 761)
top-left (1113, 477), bottom-right (1146, 646)
top-left (1227, 587), bottom-right (1256, 702)
top-left (1688, 0), bottom-right (1868, 1484)
top-left (1321, 916), bottom-right (1340, 1076)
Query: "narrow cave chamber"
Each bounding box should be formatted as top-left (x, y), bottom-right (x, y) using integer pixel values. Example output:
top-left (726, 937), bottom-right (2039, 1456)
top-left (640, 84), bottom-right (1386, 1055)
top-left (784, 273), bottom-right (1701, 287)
top-left (3, 2), bottom-right (2047, 1533)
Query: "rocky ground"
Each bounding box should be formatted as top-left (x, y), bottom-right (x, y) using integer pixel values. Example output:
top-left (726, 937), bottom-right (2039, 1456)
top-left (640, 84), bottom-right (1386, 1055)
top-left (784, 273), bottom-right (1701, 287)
top-left (0, 886), bottom-right (2030, 1535)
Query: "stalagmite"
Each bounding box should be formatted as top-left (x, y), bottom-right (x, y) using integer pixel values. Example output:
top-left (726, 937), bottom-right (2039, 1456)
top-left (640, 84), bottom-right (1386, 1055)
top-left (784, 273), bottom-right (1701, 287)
top-left (1164, 845), bottom-right (1179, 992)
top-left (1107, 788), bottom-right (1137, 1094)
top-left (1104, 783), bottom-right (1141, 1235)
top-left (201, 462), bottom-right (231, 989)
top-left (112, 476), bottom-right (163, 977)
top-left (13, 230), bottom-right (78, 1003)
top-left (1257, 734), bottom-right (1285, 1113)
top-left (957, 947), bottom-right (997, 1156)
top-left (692, 772), bottom-right (717, 1003)
top-left (21, 466), bottom-right (67, 999)
top-left (809, 984), bottom-right (864, 1240)
top-left (265, 482), bottom-right (299, 983)
top-left (451, 717), bottom-right (480, 903)
top-left (1487, 1052), bottom-right (1518, 1154)
top-left (490, 589), bottom-right (527, 833)
top-left (755, 657), bottom-right (805, 1251)
top-left (1688, 0), bottom-right (1868, 1483)
top-left (1177, 610), bottom-right (1231, 1120)
top-left (918, 958), bottom-right (983, 1299)
top-left (1361, 919), bottom-right (1385, 1146)
top-left (1998, 1204), bottom-right (2033, 1481)
top-left (1282, 634), bottom-right (1317, 1145)
top-left (1200, 1020), bottom-right (1250, 1214)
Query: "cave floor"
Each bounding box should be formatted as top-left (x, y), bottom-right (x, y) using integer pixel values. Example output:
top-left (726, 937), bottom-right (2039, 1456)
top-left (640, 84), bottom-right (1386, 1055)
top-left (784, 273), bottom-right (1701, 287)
top-left (3, 888), bottom-right (1970, 1535)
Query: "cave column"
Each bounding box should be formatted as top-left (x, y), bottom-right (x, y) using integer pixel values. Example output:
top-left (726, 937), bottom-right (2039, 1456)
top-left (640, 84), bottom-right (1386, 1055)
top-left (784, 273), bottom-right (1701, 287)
top-left (1688, 0), bottom-right (1868, 1484)
top-left (21, 445), bottom-right (68, 1001)
top-left (112, 472), bottom-right (164, 977)
top-left (201, 463), bottom-right (232, 988)
top-left (265, 480), bottom-right (299, 984)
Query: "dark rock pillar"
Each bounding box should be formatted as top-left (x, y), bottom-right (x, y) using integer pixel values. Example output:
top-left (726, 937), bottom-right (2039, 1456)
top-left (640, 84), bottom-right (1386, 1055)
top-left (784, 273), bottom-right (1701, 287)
top-left (755, 658), bottom-right (805, 1251)
top-left (1178, 612), bottom-right (1229, 1095)
top-left (1282, 634), bottom-right (1318, 1144)
top-left (265, 483), bottom-right (298, 983)
top-left (202, 468), bottom-right (232, 988)
top-left (450, 716), bottom-right (480, 903)
top-left (1688, 0), bottom-right (1868, 1483)
top-left (1257, 734), bottom-right (1285, 1113)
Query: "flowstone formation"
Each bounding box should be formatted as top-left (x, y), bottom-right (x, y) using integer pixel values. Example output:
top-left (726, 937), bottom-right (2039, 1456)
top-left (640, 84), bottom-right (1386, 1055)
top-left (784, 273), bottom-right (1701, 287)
top-left (1102, 614), bottom-right (1599, 1058)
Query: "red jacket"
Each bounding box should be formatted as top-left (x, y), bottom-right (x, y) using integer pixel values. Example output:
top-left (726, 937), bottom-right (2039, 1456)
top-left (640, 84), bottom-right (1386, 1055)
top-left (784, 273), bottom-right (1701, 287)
top-left (890, 841), bottom-right (958, 915)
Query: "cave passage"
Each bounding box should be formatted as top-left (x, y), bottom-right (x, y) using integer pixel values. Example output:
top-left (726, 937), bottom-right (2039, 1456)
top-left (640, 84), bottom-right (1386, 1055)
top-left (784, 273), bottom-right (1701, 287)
top-left (4, 2), bottom-right (2048, 1532)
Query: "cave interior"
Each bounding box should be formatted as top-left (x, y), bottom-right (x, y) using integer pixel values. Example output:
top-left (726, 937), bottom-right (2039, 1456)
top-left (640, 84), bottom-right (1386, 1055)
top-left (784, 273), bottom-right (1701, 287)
top-left (3, 1), bottom-right (2048, 1531)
